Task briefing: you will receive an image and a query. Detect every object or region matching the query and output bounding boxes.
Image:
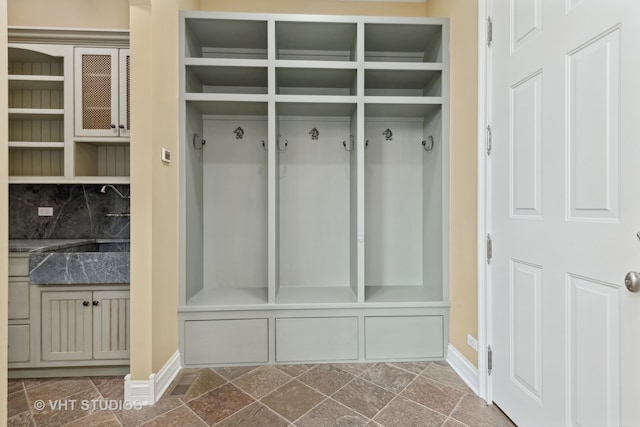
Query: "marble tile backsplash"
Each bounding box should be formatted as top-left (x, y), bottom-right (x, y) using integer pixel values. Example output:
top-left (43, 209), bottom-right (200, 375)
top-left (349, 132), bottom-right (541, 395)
top-left (9, 184), bottom-right (130, 239)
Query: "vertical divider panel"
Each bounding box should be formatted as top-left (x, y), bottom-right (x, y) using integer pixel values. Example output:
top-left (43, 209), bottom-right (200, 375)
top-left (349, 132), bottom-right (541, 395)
top-left (267, 18), bottom-right (278, 304)
top-left (62, 45), bottom-right (74, 180)
top-left (349, 108), bottom-right (358, 299)
top-left (356, 22), bottom-right (366, 303)
top-left (440, 21), bottom-right (451, 302)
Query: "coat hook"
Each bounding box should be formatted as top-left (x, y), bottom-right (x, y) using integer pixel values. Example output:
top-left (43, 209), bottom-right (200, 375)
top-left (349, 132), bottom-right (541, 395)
top-left (422, 135), bottom-right (435, 152)
top-left (382, 128), bottom-right (393, 141)
top-left (343, 135), bottom-right (355, 152)
top-left (193, 133), bottom-right (206, 150)
top-left (233, 126), bottom-right (244, 139)
top-left (262, 140), bottom-right (268, 151)
top-left (365, 139), bottom-right (369, 149)
top-left (309, 127), bottom-right (319, 140)
top-left (277, 135), bottom-right (288, 151)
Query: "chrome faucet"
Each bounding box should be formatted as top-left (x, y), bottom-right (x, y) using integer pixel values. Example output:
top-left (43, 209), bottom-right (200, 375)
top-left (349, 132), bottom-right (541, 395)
top-left (100, 184), bottom-right (130, 199)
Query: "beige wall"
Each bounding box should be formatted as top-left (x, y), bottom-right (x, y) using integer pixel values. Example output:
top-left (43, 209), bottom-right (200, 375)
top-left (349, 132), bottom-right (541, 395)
top-left (426, 0), bottom-right (479, 367)
top-left (1, 0), bottom-right (9, 421)
top-left (198, 0), bottom-right (427, 16)
top-left (8, 0), bottom-right (129, 29)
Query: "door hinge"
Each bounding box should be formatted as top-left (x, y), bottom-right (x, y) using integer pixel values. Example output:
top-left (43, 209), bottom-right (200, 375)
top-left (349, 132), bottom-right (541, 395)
top-left (488, 345), bottom-right (493, 375)
top-left (486, 125), bottom-right (492, 155)
top-left (487, 16), bottom-right (493, 47)
top-left (486, 234), bottom-right (493, 264)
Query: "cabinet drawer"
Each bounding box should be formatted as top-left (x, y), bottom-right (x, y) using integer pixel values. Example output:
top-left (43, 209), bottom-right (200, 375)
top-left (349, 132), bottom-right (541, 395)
top-left (184, 319), bottom-right (268, 365)
top-left (8, 325), bottom-right (30, 363)
top-left (365, 316), bottom-right (444, 360)
top-left (8, 281), bottom-right (30, 320)
top-left (275, 317), bottom-right (358, 362)
top-left (8, 256), bottom-right (29, 277)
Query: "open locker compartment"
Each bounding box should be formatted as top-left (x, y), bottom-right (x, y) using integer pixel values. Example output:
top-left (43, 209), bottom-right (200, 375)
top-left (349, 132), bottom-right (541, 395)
top-left (364, 103), bottom-right (447, 303)
top-left (182, 100), bottom-right (269, 306)
top-left (275, 102), bottom-right (358, 304)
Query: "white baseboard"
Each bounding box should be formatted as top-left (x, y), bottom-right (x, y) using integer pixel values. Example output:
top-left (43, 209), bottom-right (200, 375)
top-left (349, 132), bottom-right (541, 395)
top-left (124, 350), bottom-right (182, 405)
top-left (446, 344), bottom-right (479, 395)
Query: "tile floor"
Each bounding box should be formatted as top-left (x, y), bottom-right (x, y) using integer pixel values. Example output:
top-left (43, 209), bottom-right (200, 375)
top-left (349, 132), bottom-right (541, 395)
top-left (8, 361), bottom-right (515, 426)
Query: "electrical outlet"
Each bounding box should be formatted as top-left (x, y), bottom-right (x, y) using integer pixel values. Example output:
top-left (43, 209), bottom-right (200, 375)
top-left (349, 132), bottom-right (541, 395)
top-left (467, 334), bottom-right (478, 351)
top-left (38, 207), bottom-right (54, 217)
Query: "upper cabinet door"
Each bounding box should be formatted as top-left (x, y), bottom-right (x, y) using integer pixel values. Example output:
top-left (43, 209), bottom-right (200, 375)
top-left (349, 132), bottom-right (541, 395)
top-left (118, 49), bottom-right (130, 137)
top-left (74, 47), bottom-right (119, 137)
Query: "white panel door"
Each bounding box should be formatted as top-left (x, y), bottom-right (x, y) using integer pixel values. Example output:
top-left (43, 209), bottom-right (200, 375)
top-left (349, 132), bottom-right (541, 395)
top-left (490, 0), bottom-right (640, 425)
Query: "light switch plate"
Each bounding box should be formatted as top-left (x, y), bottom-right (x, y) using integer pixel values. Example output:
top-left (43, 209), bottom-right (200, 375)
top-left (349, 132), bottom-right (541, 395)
top-left (162, 148), bottom-right (171, 163)
top-left (38, 207), bottom-right (53, 217)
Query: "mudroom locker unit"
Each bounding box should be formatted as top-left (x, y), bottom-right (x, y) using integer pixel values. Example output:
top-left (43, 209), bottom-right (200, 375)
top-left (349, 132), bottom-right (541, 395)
top-left (178, 12), bottom-right (450, 366)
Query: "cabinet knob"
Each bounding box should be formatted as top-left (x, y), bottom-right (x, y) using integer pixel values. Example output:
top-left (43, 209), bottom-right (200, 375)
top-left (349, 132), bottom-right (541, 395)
top-left (110, 124), bottom-right (116, 129)
top-left (92, 300), bottom-right (100, 306)
top-left (82, 301), bottom-right (90, 307)
top-left (119, 124), bottom-right (125, 129)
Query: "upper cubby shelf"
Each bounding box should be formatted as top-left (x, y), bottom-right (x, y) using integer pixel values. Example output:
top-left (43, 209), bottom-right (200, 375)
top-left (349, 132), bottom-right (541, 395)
top-left (8, 47), bottom-right (64, 75)
top-left (275, 21), bottom-right (357, 61)
top-left (184, 18), bottom-right (268, 59)
top-left (185, 64), bottom-right (268, 94)
top-left (364, 23), bottom-right (443, 63)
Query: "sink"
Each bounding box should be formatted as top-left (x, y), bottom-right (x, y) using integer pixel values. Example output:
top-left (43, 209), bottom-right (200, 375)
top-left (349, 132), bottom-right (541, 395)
top-left (29, 239), bottom-right (130, 285)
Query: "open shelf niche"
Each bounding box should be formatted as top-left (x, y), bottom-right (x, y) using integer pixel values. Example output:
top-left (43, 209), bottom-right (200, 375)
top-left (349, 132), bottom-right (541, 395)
top-left (364, 103), bottom-right (447, 303)
top-left (8, 45), bottom-right (71, 179)
top-left (275, 102), bottom-right (358, 304)
top-left (182, 100), bottom-right (269, 306)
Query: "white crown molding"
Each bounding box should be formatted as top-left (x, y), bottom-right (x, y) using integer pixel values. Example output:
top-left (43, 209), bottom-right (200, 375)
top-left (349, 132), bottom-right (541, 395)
top-left (124, 351), bottom-right (182, 405)
top-left (8, 26), bottom-right (129, 47)
top-left (446, 344), bottom-right (480, 395)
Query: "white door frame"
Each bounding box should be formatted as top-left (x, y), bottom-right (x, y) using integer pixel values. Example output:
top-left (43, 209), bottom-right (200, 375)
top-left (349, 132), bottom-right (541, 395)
top-left (477, 0), bottom-right (491, 404)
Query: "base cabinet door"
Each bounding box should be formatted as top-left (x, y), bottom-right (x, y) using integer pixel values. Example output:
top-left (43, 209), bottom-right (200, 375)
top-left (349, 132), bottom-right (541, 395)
top-left (93, 290), bottom-right (130, 360)
top-left (41, 289), bottom-right (130, 362)
top-left (41, 291), bottom-right (93, 361)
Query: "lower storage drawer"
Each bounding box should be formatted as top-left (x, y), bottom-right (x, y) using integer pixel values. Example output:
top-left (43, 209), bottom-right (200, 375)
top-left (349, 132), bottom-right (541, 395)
top-left (275, 317), bottom-right (358, 362)
top-left (365, 315), bottom-right (444, 360)
top-left (8, 325), bottom-right (30, 363)
top-left (184, 319), bottom-right (268, 365)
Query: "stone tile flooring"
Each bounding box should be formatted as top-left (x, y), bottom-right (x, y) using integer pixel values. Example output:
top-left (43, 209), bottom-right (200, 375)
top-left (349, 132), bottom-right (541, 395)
top-left (8, 361), bottom-right (515, 426)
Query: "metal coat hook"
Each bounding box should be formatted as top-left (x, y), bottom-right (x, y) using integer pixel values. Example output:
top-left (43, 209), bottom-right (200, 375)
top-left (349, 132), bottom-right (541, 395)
top-left (193, 133), bottom-right (206, 150)
top-left (343, 135), bottom-right (355, 152)
top-left (422, 135), bottom-right (435, 152)
top-left (309, 127), bottom-right (320, 140)
top-left (277, 135), bottom-right (288, 151)
top-left (382, 128), bottom-right (393, 141)
top-left (233, 127), bottom-right (244, 139)
top-left (262, 140), bottom-right (268, 151)
top-left (365, 139), bottom-right (369, 149)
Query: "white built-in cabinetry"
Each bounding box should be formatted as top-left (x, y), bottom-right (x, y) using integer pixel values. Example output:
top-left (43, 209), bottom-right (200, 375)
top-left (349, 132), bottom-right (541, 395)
top-left (8, 254), bottom-right (130, 377)
top-left (7, 30), bottom-right (130, 183)
top-left (179, 13), bottom-right (449, 366)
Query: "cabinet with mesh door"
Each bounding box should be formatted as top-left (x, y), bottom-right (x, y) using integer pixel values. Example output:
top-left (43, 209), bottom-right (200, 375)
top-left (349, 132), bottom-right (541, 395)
top-left (74, 48), bottom-right (130, 138)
